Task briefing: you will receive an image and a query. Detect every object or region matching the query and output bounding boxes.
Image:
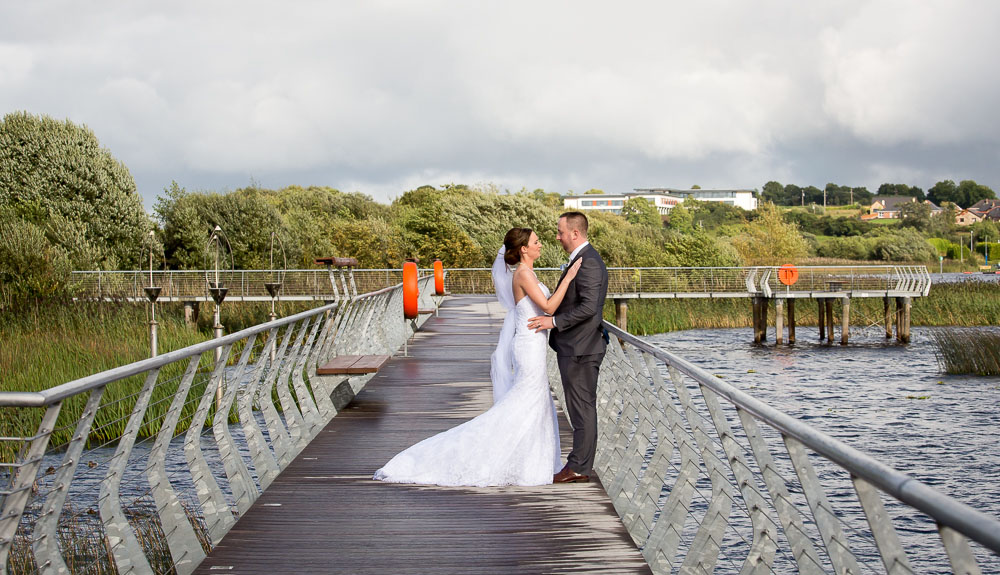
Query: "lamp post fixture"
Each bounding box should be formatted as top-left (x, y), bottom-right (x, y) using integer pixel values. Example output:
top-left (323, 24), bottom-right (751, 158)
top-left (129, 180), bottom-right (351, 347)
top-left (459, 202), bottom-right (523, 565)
top-left (143, 230), bottom-right (162, 358)
top-left (205, 226), bottom-right (232, 408)
top-left (264, 232), bottom-right (286, 364)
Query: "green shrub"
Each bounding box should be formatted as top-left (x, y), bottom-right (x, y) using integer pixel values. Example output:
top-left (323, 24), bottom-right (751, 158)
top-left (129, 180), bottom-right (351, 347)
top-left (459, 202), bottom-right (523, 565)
top-left (816, 236), bottom-right (874, 260)
top-left (0, 212), bottom-right (72, 307)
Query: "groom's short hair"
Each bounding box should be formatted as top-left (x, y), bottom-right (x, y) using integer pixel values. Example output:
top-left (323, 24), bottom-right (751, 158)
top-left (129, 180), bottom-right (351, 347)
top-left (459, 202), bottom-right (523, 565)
top-left (560, 211), bottom-right (589, 237)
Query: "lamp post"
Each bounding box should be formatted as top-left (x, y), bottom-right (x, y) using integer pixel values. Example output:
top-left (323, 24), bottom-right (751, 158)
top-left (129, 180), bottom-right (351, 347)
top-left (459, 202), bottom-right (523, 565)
top-left (264, 232), bottom-right (286, 364)
top-left (205, 226), bottom-right (231, 408)
top-left (142, 231), bottom-right (162, 358)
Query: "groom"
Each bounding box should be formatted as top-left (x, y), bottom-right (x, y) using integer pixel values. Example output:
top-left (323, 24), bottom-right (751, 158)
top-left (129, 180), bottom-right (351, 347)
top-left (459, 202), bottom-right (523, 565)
top-left (528, 211), bottom-right (609, 483)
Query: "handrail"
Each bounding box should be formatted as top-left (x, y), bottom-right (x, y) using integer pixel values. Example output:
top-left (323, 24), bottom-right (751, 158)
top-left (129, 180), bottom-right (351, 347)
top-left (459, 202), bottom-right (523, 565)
top-left (69, 266), bottom-right (933, 300)
top-left (560, 320), bottom-right (1000, 573)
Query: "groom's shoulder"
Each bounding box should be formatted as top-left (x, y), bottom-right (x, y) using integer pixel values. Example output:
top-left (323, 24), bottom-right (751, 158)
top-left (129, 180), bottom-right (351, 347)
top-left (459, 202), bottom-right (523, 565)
top-left (584, 244), bottom-right (607, 266)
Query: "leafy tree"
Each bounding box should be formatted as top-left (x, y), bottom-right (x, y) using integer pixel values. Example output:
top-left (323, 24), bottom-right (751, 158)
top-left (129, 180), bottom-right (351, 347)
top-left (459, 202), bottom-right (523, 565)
top-left (620, 197), bottom-right (661, 227)
top-left (957, 180), bottom-right (996, 207)
top-left (928, 180), bottom-right (959, 206)
top-left (816, 236), bottom-right (874, 260)
top-left (0, 111), bottom-right (152, 269)
top-left (730, 203), bottom-right (810, 265)
top-left (761, 181), bottom-right (784, 204)
top-left (155, 183), bottom-right (284, 269)
top-left (0, 211), bottom-right (73, 306)
top-left (584, 189), bottom-right (605, 195)
top-left (685, 199), bottom-right (746, 232)
top-left (898, 201), bottom-right (932, 231)
top-left (868, 228), bottom-right (937, 262)
top-left (666, 203), bottom-right (694, 234)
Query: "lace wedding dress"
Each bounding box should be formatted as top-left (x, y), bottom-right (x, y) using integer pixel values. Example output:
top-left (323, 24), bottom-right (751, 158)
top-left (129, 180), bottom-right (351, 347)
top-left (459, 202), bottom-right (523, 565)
top-left (373, 282), bottom-right (561, 487)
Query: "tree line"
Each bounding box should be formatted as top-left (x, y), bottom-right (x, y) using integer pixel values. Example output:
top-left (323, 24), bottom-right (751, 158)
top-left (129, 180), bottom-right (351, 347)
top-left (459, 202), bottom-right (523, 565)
top-left (3, 111), bottom-right (996, 310)
top-left (762, 180), bottom-right (995, 209)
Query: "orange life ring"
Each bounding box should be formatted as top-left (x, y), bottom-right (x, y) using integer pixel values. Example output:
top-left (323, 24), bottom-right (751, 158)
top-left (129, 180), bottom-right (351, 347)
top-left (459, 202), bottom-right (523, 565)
top-left (403, 261), bottom-right (419, 319)
top-left (433, 260), bottom-right (444, 295)
top-left (778, 264), bottom-right (799, 286)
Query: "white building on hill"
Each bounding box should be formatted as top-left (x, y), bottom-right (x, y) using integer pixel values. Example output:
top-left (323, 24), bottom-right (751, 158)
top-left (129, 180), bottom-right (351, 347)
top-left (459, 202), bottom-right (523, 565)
top-left (562, 190), bottom-right (682, 215)
top-left (633, 188), bottom-right (758, 211)
top-left (563, 187), bottom-right (758, 215)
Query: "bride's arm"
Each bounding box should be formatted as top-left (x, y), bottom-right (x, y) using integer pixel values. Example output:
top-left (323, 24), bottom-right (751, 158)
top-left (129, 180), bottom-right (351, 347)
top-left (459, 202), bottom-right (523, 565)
top-left (517, 260), bottom-right (581, 315)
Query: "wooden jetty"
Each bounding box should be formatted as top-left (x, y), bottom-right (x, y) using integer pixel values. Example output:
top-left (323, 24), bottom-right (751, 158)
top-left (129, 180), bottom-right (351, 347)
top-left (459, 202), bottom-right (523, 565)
top-left (193, 296), bottom-right (651, 574)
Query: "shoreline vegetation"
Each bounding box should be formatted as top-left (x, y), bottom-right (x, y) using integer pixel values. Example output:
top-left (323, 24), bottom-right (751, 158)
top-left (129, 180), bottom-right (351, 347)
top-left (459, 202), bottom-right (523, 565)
top-left (3, 282), bottom-right (997, 399)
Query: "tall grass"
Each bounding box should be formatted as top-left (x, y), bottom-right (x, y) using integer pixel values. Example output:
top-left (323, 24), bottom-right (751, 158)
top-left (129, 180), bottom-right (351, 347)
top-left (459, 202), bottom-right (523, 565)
top-left (0, 299), bottom-right (312, 461)
top-left (930, 328), bottom-right (1000, 375)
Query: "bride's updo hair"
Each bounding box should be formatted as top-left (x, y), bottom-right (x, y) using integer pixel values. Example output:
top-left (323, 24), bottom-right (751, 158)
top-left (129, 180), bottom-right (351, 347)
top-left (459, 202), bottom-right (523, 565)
top-left (503, 227), bottom-right (533, 266)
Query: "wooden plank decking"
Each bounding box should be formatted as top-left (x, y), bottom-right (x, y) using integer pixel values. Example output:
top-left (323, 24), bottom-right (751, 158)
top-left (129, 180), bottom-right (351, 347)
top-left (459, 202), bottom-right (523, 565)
top-left (194, 295), bottom-right (651, 574)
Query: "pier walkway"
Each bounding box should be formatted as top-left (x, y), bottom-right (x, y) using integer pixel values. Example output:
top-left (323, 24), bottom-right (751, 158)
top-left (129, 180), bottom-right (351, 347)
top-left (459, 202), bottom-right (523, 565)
top-left (193, 296), bottom-right (651, 574)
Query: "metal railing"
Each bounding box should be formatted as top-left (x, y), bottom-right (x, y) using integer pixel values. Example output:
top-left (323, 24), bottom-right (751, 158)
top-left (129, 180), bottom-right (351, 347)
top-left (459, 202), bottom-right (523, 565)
top-left (547, 322), bottom-right (1000, 573)
top-left (70, 266), bottom-right (932, 301)
top-left (0, 277), bottom-right (440, 575)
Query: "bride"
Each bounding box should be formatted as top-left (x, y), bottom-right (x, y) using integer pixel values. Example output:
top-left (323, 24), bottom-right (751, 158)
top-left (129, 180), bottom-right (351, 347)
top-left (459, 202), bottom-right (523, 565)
top-left (373, 227), bottom-right (581, 486)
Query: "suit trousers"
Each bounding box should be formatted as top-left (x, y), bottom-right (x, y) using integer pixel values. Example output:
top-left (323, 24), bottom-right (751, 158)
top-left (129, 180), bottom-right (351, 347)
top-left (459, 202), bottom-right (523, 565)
top-left (557, 353), bottom-right (604, 474)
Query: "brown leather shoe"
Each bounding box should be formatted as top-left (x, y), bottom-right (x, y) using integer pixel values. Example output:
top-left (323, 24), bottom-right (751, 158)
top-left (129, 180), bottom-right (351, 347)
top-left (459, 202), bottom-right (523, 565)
top-left (553, 465), bottom-right (590, 483)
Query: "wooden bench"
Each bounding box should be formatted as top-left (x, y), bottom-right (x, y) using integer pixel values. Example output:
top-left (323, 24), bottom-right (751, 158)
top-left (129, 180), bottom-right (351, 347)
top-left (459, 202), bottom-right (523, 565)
top-left (316, 354), bottom-right (391, 375)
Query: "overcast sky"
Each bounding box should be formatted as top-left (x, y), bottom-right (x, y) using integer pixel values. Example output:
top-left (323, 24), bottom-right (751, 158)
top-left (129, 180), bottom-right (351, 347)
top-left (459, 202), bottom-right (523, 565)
top-left (2, 1), bottom-right (998, 210)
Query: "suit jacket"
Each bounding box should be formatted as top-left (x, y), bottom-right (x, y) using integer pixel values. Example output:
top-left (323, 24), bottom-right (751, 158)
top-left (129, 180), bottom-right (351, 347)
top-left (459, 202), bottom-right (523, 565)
top-left (549, 244), bottom-right (609, 357)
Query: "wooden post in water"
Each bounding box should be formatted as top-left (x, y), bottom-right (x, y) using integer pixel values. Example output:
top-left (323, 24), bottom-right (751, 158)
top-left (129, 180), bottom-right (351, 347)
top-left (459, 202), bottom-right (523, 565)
top-left (751, 297), bottom-right (761, 343)
top-left (825, 299), bottom-right (835, 342)
top-left (841, 297), bottom-right (850, 345)
top-left (817, 298), bottom-right (826, 340)
top-left (787, 299), bottom-right (796, 344)
top-left (775, 298), bottom-right (784, 345)
top-left (883, 296), bottom-right (893, 339)
top-left (614, 298), bottom-right (628, 331)
top-left (760, 297), bottom-right (769, 342)
top-left (896, 297), bottom-right (903, 341)
top-left (901, 296), bottom-right (912, 343)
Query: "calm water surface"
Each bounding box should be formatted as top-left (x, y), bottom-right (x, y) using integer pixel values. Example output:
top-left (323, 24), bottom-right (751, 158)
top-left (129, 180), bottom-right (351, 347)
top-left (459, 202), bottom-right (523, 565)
top-left (646, 325), bottom-right (1000, 572)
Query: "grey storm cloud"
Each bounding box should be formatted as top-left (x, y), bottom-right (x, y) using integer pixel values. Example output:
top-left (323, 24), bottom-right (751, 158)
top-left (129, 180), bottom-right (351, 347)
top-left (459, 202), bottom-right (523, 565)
top-left (1, 0), bottom-right (999, 209)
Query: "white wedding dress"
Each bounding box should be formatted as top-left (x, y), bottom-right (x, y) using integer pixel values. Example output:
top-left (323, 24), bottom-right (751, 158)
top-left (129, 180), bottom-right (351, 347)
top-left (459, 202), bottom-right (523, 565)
top-left (373, 282), bottom-right (561, 487)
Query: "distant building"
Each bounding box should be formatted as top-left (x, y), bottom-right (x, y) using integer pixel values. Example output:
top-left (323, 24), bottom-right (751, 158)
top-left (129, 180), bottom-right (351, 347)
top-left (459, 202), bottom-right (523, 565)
top-left (956, 209), bottom-right (984, 226)
top-left (869, 196), bottom-right (917, 219)
top-left (633, 188), bottom-right (758, 211)
top-left (562, 190), bottom-right (683, 215)
top-left (969, 199), bottom-right (1000, 221)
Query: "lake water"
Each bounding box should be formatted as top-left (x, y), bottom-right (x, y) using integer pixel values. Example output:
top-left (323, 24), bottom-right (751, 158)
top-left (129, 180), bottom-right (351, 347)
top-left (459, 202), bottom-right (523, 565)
top-left (645, 325), bottom-right (1000, 572)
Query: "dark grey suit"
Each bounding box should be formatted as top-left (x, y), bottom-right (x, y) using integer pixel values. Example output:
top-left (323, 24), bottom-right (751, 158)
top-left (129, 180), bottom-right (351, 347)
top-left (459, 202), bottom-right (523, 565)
top-left (549, 243), bottom-right (609, 474)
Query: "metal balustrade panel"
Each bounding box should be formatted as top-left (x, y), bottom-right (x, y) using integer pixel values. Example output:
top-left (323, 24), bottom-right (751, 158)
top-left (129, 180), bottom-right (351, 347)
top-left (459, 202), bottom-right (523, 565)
top-left (147, 356), bottom-right (206, 575)
top-left (212, 336), bottom-right (261, 516)
top-left (98, 368), bottom-right (160, 575)
top-left (2, 281), bottom-right (424, 575)
top-left (590, 321), bottom-right (1000, 575)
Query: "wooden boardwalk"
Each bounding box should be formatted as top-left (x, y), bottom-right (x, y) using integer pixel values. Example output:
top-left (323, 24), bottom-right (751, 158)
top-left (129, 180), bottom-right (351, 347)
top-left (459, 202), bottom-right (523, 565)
top-left (194, 296), bottom-right (652, 574)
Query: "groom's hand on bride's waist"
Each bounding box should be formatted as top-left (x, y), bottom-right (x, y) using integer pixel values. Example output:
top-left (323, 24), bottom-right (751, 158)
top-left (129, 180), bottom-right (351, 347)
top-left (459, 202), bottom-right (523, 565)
top-left (527, 315), bottom-right (554, 332)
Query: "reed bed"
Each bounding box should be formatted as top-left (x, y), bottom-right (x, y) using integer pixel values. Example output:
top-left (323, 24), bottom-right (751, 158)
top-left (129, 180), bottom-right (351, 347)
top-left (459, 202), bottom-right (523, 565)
top-left (6, 500), bottom-right (212, 574)
top-left (930, 327), bottom-right (1000, 376)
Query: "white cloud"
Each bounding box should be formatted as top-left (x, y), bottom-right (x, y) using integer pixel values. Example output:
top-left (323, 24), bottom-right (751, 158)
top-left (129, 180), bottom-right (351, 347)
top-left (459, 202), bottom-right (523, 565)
top-left (1, 1), bottom-right (998, 206)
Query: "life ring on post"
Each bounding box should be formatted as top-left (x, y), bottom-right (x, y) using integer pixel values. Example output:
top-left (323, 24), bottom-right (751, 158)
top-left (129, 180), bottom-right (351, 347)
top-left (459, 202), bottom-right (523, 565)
top-left (433, 259), bottom-right (444, 296)
top-left (403, 260), bottom-right (419, 319)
